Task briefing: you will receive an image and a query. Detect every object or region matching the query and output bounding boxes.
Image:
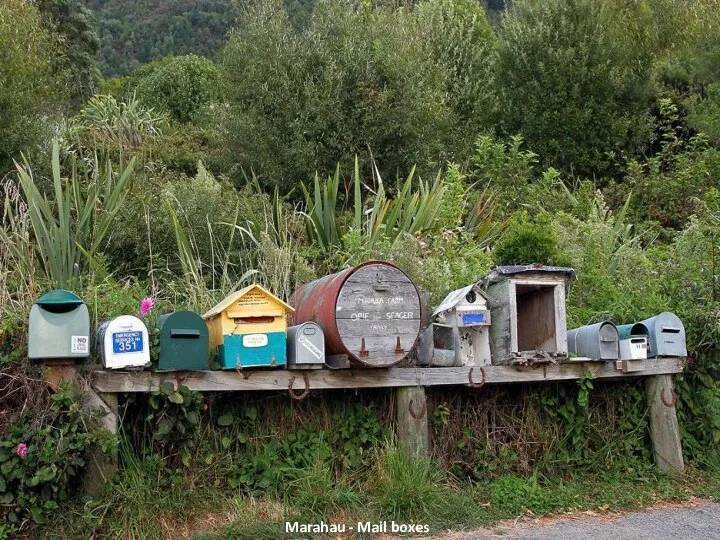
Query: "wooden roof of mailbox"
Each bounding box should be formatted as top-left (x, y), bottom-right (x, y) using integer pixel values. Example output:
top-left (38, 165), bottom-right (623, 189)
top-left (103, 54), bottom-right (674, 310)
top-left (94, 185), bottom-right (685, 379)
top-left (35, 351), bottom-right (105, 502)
top-left (478, 264), bottom-right (577, 286)
top-left (203, 284), bottom-right (294, 319)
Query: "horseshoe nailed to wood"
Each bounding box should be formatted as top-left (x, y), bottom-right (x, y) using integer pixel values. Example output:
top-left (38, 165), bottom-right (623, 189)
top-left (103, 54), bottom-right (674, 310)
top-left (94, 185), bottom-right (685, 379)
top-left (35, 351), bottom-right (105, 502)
top-left (468, 366), bottom-right (486, 389)
top-left (661, 387), bottom-right (678, 408)
top-left (288, 374), bottom-right (310, 401)
top-left (408, 398), bottom-right (427, 420)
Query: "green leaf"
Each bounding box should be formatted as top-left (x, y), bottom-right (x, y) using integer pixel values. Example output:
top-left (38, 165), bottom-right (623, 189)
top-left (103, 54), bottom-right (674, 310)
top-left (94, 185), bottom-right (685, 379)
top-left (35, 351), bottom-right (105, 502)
top-left (160, 382), bottom-right (175, 396)
top-left (169, 392), bottom-right (184, 405)
top-left (181, 448), bottom-right (191, 467)
top-left (186, 411), bottom-right (199, 425)
top-left (157, 418), bottom-right (174, 436)
top-left (217, 414), bottom-right (234, 426)
top-left (221, 437), bottom-right (231, 449)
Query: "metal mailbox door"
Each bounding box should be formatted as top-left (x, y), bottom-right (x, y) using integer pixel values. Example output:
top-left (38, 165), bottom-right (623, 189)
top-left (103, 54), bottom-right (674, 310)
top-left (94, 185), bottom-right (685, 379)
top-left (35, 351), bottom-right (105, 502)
top-left (287, 322), bottom-right (325, 368)
top-left (639, 312), bottom-right (687, 357)
top-left (158, 311), bottom-right (209, 371)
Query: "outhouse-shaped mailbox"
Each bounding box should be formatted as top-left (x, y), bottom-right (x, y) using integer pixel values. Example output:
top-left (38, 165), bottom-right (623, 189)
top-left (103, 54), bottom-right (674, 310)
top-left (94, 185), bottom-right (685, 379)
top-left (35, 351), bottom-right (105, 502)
top-left (97, 315), bottom-right (150, 369)
top-left (429, 284), bottom-right (492, 367)
top-left (158, 311), bottom-right (209, 371)
top-left (617, 323), bottom-right (649, 360)
top-left (639, 312), bottom-right (687, 358)
top-left (567, 322), bottom-right (619, 360)
top-left (287, 322), bottom-right (325, 369)
top-left (479, 265), bottom-right (576, 364)
top-left (29, 290), bottom-right (91, 360)
top-left (204, 284), bottom-right (293, 369)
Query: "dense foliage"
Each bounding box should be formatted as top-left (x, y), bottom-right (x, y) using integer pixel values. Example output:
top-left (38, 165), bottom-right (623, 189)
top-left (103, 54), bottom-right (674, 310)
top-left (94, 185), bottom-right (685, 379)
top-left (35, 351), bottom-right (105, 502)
top-left (2, 0), bottom-right (720, 535)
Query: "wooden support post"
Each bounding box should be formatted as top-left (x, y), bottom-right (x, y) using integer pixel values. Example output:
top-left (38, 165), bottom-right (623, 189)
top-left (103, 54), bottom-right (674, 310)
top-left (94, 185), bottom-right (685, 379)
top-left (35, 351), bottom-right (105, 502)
top-left (395, 386), bottom-right (429, 457)
top-left (83, 389), bottom-right (119, 493)
top-left (646, 374), bottom-right (684, 473)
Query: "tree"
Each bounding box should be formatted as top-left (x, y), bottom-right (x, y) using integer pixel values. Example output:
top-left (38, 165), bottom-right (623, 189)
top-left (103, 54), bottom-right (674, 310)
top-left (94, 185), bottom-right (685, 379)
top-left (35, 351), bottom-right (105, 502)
top-left (222, 0), bottom-right (453, 191)
top-left (0, 0), bottom-right (58, 174)
top-left (495, 0), bottom-right (657, 179)
top-left (37, 0), bottom-right (100, 107)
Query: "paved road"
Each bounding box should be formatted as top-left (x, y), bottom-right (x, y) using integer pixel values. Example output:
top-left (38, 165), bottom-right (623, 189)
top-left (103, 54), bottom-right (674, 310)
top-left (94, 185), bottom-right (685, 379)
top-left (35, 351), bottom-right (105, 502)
top-left (459, 501), bottom-right (720, 540)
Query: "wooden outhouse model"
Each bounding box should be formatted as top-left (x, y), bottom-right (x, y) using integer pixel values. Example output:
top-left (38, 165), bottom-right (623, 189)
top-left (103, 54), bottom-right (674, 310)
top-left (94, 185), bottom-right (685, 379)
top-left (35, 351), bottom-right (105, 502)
top-left (426, 284), bottom-right (492, 367)
top-left (290, 261), bottom-right (421, 368)
top-left (203, 284), bottom-right (293, 369)
top-left (479, 265), bottom-right (576, 364)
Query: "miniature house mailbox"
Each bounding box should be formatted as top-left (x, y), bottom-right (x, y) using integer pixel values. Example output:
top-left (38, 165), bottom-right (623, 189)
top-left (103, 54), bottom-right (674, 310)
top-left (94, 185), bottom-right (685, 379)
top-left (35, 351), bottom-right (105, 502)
top-left (567, 322), bottom-right (619, 360)
top-left (287, 322), bottom-right (325, 369)
top-left (204, 284), bottom-right (293, 369)
top-left (428, 284), bottom-right (492, 367)
top-left (29, 290), bottom-right (91, 360)
top-left (479, 265), bottom-right (576, 364)
top-left (158, 311), bottom-right (209, 371)
top-left (617, 323), bottom-right (649, 360)
top-left (639, 312), bottom-right (687, 358)
top-left (96, 315), bottom-right (150, 369)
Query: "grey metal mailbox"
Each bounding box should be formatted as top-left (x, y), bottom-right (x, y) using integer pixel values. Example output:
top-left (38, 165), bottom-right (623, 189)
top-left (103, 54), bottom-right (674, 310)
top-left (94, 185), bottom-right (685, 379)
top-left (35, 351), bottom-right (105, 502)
top-left (287, 322), bottom-right (325, 369)
top-left (639, 312), bottom-right (687, 357)
top-left (567, 322), bottom-right (619, 360)
top-left (28, 290), bottom-right (91, 360)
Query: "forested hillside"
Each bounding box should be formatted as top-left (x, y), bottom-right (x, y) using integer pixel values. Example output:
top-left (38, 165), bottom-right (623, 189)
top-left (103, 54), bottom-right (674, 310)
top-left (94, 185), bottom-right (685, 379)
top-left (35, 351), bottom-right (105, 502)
top-left (85, 0), bottom-right (507, 76)
top-left (2, 0), bottom-right (720, 537)
top-left (83, 0), bottom-right (237, 76)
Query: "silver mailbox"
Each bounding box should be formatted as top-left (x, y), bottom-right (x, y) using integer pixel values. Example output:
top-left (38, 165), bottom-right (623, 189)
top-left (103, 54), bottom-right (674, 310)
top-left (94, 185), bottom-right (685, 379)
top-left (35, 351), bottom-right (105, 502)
top-left (287, 322), bottom-right (325, 369)
top-left (639, 312), bottom-right (687, 358)
top-left (567, 322), bottom-right (619, 360)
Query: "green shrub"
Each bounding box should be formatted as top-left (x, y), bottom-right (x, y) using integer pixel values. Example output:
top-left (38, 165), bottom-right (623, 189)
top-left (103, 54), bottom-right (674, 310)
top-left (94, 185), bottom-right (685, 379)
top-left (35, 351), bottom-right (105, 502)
top-left (494, 211), bottom-right (570, 267)
top-left (0, 385), bottom-right (100, 525)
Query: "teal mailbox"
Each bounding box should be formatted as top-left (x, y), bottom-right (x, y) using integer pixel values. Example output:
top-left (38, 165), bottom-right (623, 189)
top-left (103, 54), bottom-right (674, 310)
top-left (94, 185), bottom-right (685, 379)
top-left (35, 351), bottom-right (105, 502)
top-left (28, 290), bottom-right (90, 360)
top-left (158, 311), bottom-right (209, 370)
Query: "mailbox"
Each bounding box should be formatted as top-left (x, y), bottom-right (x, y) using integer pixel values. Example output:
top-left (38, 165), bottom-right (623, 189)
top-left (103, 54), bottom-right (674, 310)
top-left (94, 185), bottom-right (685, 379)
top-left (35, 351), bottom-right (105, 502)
top-left (204, 284), bottom-right (293, 369)
top-left (97, 315), bottom-right (150, 369)
top-left (431, 284), bottom-right (492, 367)
top-left (639, 312), bottom-right (687, 358)
top-left (29, 290), bottom-right (90, 360)
top-left (158, 311), bottom-right (209, 371)
top-left (287, 323), bottom-right (325, 369)
top-left (617, 323), bottom-right (649, 360)
top-left (567, 322), bottom-right (619, 360)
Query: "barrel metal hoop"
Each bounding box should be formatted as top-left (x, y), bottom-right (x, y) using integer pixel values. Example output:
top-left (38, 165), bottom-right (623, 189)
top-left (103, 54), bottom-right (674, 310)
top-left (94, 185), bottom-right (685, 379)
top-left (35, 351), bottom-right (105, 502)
top-left (661, 387), bottom-right (678, 408)
top-left (288, 374), bottom-right (310, 401)
top-left (468, 367), bottom-right (486, 389)
top-left (408, 398), bottom-right (427, 420)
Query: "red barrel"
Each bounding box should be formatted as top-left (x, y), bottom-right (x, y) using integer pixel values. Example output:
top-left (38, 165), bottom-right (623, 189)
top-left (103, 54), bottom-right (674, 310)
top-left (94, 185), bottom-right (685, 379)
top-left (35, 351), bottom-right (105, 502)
top-left (289, 261), bottom-right (422, 368)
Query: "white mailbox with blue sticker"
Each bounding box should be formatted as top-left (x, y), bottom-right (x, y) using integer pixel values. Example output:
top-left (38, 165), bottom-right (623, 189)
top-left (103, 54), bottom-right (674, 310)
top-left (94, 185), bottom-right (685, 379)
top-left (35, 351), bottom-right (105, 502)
top-left (97, 315), bottom-right (151, 369)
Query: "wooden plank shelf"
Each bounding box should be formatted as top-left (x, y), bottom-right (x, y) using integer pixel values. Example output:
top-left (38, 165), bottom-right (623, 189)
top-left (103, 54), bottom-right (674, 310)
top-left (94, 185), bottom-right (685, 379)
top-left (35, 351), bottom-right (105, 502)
top-left (91, 357), bottom-right (684, 393)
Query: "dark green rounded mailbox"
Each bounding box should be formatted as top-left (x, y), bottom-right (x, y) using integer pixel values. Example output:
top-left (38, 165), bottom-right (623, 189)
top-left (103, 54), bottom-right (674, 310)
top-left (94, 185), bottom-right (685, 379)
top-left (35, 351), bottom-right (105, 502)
top-left (158, 311), bottom-right (209, 371)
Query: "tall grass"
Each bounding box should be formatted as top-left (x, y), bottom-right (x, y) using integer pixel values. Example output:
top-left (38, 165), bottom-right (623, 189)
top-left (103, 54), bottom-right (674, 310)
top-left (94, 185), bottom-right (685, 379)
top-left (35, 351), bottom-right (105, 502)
top-left (11, 138), bottom-right (136, 287)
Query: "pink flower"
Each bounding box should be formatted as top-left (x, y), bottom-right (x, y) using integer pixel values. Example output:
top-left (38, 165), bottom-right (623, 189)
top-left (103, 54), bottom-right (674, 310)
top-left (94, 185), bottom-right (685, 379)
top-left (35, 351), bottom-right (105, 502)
top-left (140, 297), bottom-right (154, 317)
top-left (16, 443), bottom-right (27, 458)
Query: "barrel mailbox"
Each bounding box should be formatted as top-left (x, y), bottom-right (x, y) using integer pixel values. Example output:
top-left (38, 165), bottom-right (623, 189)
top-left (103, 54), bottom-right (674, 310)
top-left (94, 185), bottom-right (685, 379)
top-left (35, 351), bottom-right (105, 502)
top-left (639, 312), bottom-right (687, 357)
top-left (567, 322), bottom-right (619, 360)
top-left (158, 311), bottom-right (209, 371)
top-left (290, 261), bottom-right (421, 368)
top-left (617, 323), bottom-right (649, 360)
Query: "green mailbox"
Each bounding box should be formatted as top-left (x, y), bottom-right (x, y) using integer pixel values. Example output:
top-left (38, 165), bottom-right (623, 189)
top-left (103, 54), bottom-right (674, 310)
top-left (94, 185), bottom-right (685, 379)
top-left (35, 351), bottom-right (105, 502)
top-left (158, 311), bottom-right (209, 370)
top-left (28, 290), bottom-right (90, 360)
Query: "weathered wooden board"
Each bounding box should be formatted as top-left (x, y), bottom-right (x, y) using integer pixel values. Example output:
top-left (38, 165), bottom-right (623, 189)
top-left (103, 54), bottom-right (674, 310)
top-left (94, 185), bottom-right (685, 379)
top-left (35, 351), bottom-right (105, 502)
top-left (396, 386), bottom-right (429, 457)
top-left (335, 264), bottom-right (421, 366)
top-left (91, 357), bottom-right (684, 393)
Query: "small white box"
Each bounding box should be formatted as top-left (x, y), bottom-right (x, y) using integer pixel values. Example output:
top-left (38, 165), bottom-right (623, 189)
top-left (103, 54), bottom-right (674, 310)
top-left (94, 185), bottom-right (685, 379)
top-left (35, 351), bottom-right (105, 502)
top-left (97, 315), bottom-right (151, 369)
top-left (619, 337), bottom-right (647, 360)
